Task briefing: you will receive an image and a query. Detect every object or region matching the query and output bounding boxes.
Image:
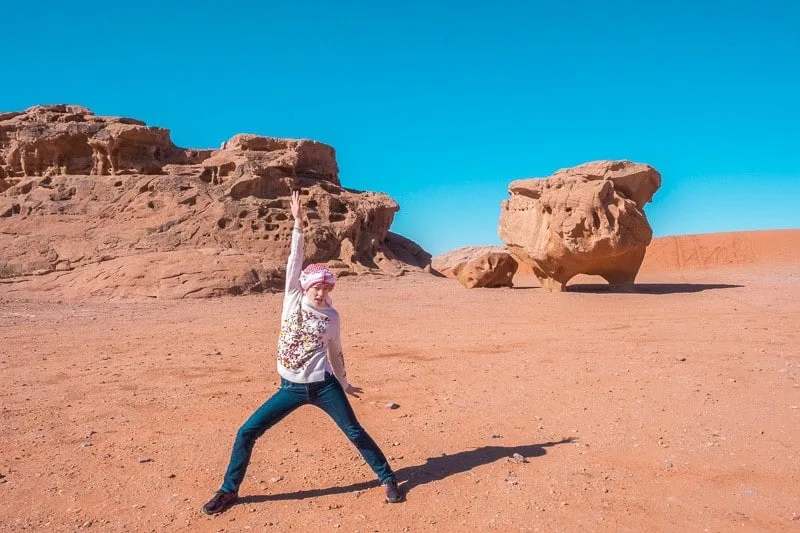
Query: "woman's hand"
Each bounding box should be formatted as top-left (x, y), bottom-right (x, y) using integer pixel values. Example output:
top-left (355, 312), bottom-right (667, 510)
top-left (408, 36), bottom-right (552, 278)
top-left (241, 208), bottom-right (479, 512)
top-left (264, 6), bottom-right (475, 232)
top-left (290, 190), bottom-right (301, 224)
top-left (345, 384), bottom-right (363, 398)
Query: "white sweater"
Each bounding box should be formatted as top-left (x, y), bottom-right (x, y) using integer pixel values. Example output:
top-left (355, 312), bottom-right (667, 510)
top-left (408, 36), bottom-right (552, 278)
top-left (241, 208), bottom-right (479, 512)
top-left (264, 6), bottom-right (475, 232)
top-left (276, 228), bottom-right (349, 387)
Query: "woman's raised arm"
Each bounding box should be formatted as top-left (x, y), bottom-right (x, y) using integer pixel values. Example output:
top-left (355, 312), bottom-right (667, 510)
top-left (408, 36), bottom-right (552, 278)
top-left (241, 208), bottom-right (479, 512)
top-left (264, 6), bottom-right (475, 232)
top-left (284, 190), bottom-right (304, 294)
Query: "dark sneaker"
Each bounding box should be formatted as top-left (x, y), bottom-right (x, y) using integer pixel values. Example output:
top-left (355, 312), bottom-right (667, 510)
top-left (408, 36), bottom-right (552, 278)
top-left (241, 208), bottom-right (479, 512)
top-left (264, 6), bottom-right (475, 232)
top-left (383, 479), bottom-right (403, 503)
top-left (202, 490), bottom-right (238, 515)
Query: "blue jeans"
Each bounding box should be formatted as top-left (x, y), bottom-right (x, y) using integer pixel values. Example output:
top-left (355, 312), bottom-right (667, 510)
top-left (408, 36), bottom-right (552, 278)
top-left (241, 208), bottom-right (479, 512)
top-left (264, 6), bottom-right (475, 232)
top-left (221, 373), bottom-right (395, 493)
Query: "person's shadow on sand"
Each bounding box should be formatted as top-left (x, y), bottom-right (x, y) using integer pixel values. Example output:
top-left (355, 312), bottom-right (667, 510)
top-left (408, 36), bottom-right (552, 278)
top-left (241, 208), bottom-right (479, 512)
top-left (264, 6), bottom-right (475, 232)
top-left (238, 438), bottom-right (574, 505)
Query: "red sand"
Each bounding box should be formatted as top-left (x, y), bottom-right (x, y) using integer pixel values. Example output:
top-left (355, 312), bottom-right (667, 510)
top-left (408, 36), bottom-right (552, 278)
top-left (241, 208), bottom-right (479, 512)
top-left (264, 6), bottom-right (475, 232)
top-left (1, 230), bottom-right (799, 531)
top-left (642, 229), bottom-right (800, 273)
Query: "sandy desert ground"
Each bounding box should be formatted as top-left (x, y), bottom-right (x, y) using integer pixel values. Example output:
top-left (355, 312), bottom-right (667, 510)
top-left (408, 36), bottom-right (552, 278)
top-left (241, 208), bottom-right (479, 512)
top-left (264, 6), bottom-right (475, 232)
top-left (1, 230), bottom-right (799, 532)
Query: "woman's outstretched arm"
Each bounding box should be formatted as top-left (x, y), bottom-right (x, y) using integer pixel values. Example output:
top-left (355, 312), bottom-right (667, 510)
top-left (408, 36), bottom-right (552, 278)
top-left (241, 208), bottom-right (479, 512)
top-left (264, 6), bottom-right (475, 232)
top-left (284, 190), bottom-right (304, 295)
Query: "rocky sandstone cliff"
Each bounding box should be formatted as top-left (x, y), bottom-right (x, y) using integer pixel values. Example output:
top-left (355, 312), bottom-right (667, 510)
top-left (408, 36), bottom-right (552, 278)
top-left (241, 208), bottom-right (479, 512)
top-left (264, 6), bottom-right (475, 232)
top-left (0, 105), bottom-right (431, 299)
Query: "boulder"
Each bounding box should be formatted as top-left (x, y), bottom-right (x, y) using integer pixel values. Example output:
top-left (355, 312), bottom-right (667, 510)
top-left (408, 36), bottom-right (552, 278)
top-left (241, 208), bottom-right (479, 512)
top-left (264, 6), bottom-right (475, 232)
top-left (454, 252), bottom-right (518, 288)
top-left (432, 246), bottom-right (506, 276)
top-left (498, 160), bottom-right (660, 291)
top-left (433, 246), bottom-right (519, 288)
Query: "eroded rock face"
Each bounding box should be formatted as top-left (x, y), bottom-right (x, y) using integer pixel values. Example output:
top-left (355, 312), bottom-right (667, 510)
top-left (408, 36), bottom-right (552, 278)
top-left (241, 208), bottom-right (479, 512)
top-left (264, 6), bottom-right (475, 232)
top-left (0, 105), bottom-right (205, 179)
top-left (498, 160), bottom-right (660, 291)
top-left (0, 105), bottom-right (431, 299)
top-left (197, 133), bottom-right (339, 190)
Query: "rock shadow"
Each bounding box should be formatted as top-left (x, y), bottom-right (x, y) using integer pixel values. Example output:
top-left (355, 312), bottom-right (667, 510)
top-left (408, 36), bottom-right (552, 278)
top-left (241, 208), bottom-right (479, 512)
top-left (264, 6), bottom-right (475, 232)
top-left (237, 438), bottom-right (573, 505)
top-left (566, 283), bottom-right (743, 294)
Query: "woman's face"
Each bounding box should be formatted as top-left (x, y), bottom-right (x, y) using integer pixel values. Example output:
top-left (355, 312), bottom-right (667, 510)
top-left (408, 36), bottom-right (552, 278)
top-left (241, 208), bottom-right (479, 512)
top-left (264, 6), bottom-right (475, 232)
top-left (304, 284), bottom-right (333, 307)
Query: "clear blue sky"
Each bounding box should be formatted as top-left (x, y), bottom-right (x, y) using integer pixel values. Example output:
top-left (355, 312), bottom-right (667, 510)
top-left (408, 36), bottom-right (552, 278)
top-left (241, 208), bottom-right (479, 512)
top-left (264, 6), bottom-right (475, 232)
top-left (3, 1), bottom-right (799, 255)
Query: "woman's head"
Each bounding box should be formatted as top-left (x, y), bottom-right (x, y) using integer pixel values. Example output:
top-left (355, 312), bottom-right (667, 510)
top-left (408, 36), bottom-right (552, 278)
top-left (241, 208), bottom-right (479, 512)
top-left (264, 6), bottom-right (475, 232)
top-left (300, 264), bottom-right (335, 307)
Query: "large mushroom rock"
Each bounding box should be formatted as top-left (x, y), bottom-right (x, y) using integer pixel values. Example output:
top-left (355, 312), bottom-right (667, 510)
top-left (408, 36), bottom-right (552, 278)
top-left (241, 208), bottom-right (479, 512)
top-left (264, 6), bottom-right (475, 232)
top-left (432, 246), bottom-right (519, 288)
top-left (0, 105), bottom-right (432, 299)
top-left (498, 160), bottom-right (661, 292)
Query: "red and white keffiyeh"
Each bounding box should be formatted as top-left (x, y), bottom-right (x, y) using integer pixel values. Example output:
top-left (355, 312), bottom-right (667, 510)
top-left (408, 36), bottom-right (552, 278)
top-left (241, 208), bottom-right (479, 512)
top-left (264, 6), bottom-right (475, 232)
top-left (299, 263), bottom-right (336, 291)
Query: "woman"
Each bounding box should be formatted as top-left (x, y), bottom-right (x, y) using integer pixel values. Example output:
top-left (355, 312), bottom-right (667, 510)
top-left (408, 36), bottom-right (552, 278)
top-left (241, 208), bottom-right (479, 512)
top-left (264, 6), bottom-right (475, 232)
top-left (202, 190), bottom-right (402, 515)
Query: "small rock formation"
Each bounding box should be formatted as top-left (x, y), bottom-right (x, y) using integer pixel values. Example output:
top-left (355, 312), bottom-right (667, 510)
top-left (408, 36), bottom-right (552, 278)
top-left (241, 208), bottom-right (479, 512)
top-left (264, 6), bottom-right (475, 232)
top-left (432, 246), bottom-right (518, 288)
top-left (455, 252), bottom-right (518, 289)
top-left (498, 160), bottom-right (660, 291)
top-left (432, 246), bottom-right (508, 276)
top-left (0, 105), bottom-right (431, 299)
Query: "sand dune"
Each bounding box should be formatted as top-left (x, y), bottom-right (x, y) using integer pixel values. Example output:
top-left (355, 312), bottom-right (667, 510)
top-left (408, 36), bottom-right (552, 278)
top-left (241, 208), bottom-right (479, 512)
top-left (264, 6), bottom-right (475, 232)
top-left (641, 229), bottom-right (800, 273)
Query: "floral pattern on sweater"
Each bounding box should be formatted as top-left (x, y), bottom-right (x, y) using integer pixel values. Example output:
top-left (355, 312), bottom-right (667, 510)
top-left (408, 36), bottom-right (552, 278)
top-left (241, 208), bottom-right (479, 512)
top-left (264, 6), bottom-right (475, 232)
top-left (277, 305), bottom-right (330, 370)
